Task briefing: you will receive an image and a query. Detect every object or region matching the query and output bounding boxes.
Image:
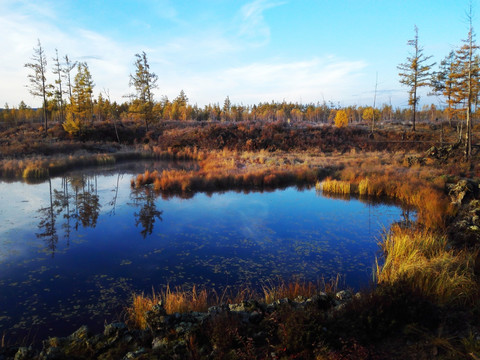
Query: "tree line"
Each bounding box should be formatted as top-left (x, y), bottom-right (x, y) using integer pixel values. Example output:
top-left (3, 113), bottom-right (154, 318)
top-left (1, 11), bottom-right (479, 150)
top-left (397, 7), bottom-right (479, 158)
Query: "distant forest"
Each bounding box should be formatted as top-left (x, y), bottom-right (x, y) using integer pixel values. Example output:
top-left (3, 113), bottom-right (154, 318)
top-left (0, 96), bottom-right (446, 127)
top-left (2, 12), bottom-right (480, 142)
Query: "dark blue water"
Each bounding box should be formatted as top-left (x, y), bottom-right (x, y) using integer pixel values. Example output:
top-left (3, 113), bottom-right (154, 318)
top-left (0, 161), bottom-right (410, 343)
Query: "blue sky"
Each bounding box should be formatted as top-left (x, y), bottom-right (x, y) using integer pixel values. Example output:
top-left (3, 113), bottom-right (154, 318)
top-left (0, 0), bottom-right (475, 109)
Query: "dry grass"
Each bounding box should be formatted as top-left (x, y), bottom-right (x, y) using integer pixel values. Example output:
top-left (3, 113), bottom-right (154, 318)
top-left (133, 149), bottom-right (328, 195)
top-left (126, 278), bottom-right (337, 329)
top-left (317, 178), bottom-right (351, 195)
top-left (318, 166), bottom-right (452, 229)
top-left (0, 152), bottom-right (141, 180)
top-left (126, 285), bottom-right (213, 329)
top-left (127, 290), bottom-right (162, 329)
top-left (163, 285), bottom-right (210, 314)
top-left (376, 225), bottom-right (479, 306)
top-left (262, 276), bottom-right (340, 304)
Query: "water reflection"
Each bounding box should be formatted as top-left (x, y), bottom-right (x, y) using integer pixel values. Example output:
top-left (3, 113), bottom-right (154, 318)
top-left (34, 172), bottom-right (168, 255)
top-left (129, 186), bottom-right (163, 239)
top-left (0, 161), bottom-right (414, 345)
top-left (36, 178), bottom-right (59, 257)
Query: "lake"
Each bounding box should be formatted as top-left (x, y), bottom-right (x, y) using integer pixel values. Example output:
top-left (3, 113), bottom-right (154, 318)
top-left (0, 160), bottom-right (412, 343)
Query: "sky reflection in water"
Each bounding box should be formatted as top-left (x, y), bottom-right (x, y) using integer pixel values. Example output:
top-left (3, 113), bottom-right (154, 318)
top-left (0, 160), bottom-right (411, 342)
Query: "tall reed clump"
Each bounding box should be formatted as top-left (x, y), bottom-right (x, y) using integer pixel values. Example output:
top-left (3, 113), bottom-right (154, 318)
top-left (127, 290), bottom-right (162, 329)
top-left (126, 285), bottom-right (210, 329)
top-left (163, 285), bottom-right (209, 314)
top-left (318, 174), bottom-right (452, 229)
top-left (262, 276), bottom-right (340, 304)
top-left (376, 225), bottom-right (478, 306)
top-left (317, 178), bottom-right (351, 195)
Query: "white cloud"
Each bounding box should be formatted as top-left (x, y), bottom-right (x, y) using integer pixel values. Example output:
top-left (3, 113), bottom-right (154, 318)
top-left (237, 0), bottom-right (286, 47)
top-left (0, 2), bottom-right (136, 107)
top-left (174, 57), bottom-right (367, 106)
top-left (0, 0), bottom-right (370, 108)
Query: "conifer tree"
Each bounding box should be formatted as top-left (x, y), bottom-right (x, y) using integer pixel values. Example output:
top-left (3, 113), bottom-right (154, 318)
top-left (63, 62), bottom-right (94, 135)
top-left (431, 51), bottom-right (457, 125)
top-left (398, 26), bottom-right (435, 131)
top-left (129, 52), bottom-right (158, 130)
top-left (448, 6), bottom-right (479, 159)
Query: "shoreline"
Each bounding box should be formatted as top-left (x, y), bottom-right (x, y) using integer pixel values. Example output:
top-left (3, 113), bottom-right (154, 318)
top-left (1, 122), bottom-right (479, 359)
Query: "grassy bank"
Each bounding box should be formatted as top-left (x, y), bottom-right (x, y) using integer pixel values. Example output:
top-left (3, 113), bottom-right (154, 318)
top-left (126, 146), bottom-right (480, 358)
top-left (0, 147), bottom-right (200, 182)
top-left (376, 225), bottom-right (478, 306)
top-left (126, 277), bottom-right (340, 329)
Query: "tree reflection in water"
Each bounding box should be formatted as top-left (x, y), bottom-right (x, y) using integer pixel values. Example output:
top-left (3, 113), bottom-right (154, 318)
top-left (36, 175), bottom-right (101, 256)
top-left (129, 186), bottom-right (163, 239)
top-left (36, 178), bottom-right (59, 257)
top-left (35, 173), bottom-right (164, 256)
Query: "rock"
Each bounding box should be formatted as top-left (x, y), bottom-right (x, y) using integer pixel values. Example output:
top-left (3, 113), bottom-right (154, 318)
top-left (145, 303), bottom-right (170, 331)
top-left (229, 302), bottom-right (247, 312)
top-left (305, 293), bottom-right (332, 310)
top-left (208, 304), bottom-right (229, 315)
top-left (123, 347), bottom-right (146, 360)
top-left (336, 290), bottom-right (352, 301)
top-left (104, 322), bottom-right (127, 337)
top-left (448, 179), bottom-right (477, 205)
top-left (274, 298), bottom-right (291, 306)
top-left (14, 347), bottom-right (33, 360)
top-left (152, 337), bottom-right (169, 351)
top-left (294, 295), bottom-right (306, 303)
top-left (249, 311), bottom-right (263, 324)
top-left (39, 346), bottom-right (64, 360)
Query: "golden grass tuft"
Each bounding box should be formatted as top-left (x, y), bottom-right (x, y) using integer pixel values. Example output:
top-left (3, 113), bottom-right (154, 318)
top-left (126, 285), bottom-right (211, 329)
top-left (262, 276), bottom-right (340, 304)
top-left (163, 285), bottom-right (209, 314)
top-left (376, 226), bottom-right (478, 306)
top-left (319, 178), bottom-right (351, 195)
top-left (262, 279), bottom-right (317, 304)
top-left (127, 290), bottom-right (161, 329)
top-left (126, 279), bottom-right (336, 329)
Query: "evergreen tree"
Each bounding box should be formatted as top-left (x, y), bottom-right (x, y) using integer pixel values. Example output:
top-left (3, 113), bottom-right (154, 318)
top-left (452, 13), bottom-right (479, 159)
top-left (129, 51), bottom-right (158, 130)
top-left (397, 26), bottom-right (435, 131)
top-left (63, 62), bottom-right (94, 134)
top-left (431, 51), bottom-right (457, 125)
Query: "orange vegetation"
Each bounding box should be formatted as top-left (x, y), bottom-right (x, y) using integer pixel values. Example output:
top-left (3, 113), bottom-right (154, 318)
top-left (132, 149), bottom-right (329, 196)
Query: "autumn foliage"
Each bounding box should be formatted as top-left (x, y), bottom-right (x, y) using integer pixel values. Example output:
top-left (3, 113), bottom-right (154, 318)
top-left (334, 109), bottom-right (349, 128)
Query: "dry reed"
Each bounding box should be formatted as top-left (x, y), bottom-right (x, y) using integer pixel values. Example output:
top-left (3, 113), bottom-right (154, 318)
top-left (376, 226), bottom-right (478, 306)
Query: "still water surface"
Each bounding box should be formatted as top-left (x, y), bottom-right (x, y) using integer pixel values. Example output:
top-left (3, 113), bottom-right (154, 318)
top-left (0, 160), bottom-right (411, 342)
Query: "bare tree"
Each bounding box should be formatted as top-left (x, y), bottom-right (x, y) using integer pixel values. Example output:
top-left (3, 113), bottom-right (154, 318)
top-left (52, 49), bottom-right (64, 123)
top-left (24, 39), bottom-right (52, 133)
top-left (63, 54), bottom-right (77, 102)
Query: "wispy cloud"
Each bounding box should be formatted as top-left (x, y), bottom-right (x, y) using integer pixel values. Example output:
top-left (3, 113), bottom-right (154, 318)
top-left (0, 2), bottom-right (136, 106)
top-left (237, 0), bottom-right (286, 47)
top-left (0, 0), bottom-right (372, 108)
top-left (179, 57), bottom-right (368, 105)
